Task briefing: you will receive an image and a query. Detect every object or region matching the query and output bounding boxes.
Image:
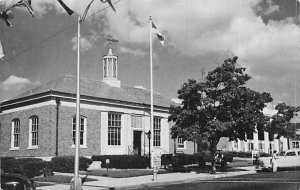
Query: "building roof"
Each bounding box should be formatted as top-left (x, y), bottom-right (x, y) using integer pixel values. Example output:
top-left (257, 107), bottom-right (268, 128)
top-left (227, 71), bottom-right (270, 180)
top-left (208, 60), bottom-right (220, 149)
top-left (3, 75), bottom-right (173, 109)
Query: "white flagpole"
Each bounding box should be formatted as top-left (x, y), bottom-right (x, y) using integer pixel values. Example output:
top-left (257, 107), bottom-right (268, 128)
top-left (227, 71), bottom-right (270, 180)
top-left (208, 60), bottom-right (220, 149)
top-left (297, 0), bottom-right (298, 24)
top-left (149, 16), bottom-right (154, 168)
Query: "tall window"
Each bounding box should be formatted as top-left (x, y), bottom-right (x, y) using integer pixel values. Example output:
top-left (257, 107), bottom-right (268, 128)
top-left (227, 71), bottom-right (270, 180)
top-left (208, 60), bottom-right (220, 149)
top-left (178, 138), bottom-right (185, 149)
top-left (72, 116), bottom-right (86, 146)
top-left (234, 141), bottom-right (238, 149)
top-left (248, 142), bottom-right (253, 152)
top-left (11, 119), bottom-right (20, 149)
top-left (258, 141), bottom-right (264, 152)
top-left (29, 116), bottom-right (38, 147)
top-left (153, 117), bottom-right (161, 147)
top-left (108, 113), bottom-right (121, 145)
top-left (292, 141), bottom-right (299, 149)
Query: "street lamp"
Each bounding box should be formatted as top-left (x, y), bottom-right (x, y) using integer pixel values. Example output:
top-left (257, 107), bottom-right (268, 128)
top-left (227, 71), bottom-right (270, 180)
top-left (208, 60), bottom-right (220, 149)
top-left (146, 130), bottom-right (151, 168)
top-left (70, 1), bottom-right (115, 190)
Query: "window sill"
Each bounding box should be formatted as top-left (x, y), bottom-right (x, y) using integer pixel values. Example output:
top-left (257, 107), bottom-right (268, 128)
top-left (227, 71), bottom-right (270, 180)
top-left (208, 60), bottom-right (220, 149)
top-left (27, 146), bottom-right (38, 150)
top-left (10, 147), bottom-right (20, 151)
top-left (177, 147), bottom-right (186, 150)
top-left (71, 145), bottom-right (87, 149)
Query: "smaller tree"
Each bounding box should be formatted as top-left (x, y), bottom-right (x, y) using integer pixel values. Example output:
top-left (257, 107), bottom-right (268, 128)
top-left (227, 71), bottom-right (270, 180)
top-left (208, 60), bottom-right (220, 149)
top-left (266, 103), bottom-right (300, 140)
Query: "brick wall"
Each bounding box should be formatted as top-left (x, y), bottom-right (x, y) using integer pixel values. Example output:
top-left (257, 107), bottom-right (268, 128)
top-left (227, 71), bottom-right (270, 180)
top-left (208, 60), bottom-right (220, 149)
top-left (0, 105), bottom-right (56, 157)
top-left (0, 104), bottom-right (101, 158)
top-left (58, 106), bottom-right (101, 156)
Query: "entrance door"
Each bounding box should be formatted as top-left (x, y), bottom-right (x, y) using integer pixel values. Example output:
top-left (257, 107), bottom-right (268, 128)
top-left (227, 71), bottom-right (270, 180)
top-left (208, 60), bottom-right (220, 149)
top-left (133, 131), bottom-right (142, 155)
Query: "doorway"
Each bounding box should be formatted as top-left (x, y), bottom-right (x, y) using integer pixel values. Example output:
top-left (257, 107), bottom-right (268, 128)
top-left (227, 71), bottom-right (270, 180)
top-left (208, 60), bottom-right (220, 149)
top-left (133, 131), bottom-right (142, 155)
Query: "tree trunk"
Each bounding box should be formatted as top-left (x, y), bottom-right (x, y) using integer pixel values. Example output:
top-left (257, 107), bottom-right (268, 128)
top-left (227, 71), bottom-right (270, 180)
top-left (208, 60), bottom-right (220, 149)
top-left (209, 141), bottom-right (217, 174)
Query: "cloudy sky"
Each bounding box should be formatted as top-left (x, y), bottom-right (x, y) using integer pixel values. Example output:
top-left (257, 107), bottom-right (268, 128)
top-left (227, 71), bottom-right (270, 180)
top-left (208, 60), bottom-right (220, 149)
top-left (1, 0), bottom-right (300, 116)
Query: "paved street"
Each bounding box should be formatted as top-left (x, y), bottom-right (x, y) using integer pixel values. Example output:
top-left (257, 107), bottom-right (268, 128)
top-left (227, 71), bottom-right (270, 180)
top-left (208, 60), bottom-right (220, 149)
top-left (126, 170), bottom-right (300, 190)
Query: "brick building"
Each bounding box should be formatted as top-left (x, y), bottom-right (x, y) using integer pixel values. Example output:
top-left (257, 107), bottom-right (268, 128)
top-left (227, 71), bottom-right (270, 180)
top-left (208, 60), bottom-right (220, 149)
top-left (0, 48), bottom-right (183, 165)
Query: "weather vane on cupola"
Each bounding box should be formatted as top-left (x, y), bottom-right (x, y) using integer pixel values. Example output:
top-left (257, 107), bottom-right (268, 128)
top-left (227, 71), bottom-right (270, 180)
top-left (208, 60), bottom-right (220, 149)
top-left (105, 35), bottom-right (118, 53)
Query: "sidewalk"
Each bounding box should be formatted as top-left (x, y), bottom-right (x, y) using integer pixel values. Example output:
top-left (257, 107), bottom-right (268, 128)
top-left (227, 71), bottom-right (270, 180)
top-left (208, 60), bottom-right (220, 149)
top-left (37, 166), bottom-right (256, 190)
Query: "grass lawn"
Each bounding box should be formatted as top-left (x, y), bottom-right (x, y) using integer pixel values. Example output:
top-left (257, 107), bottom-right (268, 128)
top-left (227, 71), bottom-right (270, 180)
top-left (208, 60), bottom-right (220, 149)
top-left (32, 157), bottom-right (253, 186)
top-left (34, 174), bottom-right (96, 187)
top-left (86, 168), bottom-right (170, 178)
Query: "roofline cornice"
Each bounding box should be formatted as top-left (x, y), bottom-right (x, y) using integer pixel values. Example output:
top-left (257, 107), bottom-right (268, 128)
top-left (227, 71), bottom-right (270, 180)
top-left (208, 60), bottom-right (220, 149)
top-left (0, 90), bottom-right (170, 114)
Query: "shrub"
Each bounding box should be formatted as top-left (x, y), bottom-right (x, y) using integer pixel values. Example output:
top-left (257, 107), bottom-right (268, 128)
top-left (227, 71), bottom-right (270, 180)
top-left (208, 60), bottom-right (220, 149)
top-left (91, 155), bottom-right (149, 169)
top-left (161, 154), bottom-right (173, 166)
top-left (259, 152), bottom-right (271, 157)
top-left (1, 157), bottom-right (23, 174)
top-left (23, 160), bottom-right (45, 178)
top-left (224, 151), bottom-right (252, 158)
top-left (51, 156), bottom-right (92, 173)
top-left (1, 157), bottom-right (51, 179)
top-left (161, 154), bottom-right (199, 168)
top-left (184, 154), bottom-right (198, 165)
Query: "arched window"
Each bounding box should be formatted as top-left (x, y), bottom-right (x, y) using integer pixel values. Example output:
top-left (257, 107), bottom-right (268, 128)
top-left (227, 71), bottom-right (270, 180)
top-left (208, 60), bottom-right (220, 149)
top-left (72, 116), bottom-right (87, 148)
top-left (29, 116), bottom-right (38, 148)
top-left (11, 119), bottom-right (20, 149)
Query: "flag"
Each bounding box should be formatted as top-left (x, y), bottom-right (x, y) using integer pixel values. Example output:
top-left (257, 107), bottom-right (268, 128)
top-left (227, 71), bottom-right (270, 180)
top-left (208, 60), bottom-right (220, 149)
top-left (0, 10), bottom-right (14, 27)
top-left (100, 0), bottom-right (116, 12)
top-left (152, 22), bottom-right (165, 46)
top-left (0, 40), bottom-right (4, 59)
top-left (57, 0), bottom-right (74, 15)
top-left (14, 0), bottom-right (34, 17)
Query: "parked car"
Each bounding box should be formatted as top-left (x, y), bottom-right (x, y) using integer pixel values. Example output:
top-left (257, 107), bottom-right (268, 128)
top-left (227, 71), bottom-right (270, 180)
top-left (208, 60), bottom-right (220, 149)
top-left (258, 149), bottom-right (300, 172)
top-left (1, 170), bottom-right (36, 190)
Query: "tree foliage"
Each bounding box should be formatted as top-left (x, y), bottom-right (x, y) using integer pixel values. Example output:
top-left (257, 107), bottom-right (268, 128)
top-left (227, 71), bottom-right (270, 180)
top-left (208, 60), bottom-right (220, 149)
top-left (169, 56), bottom-right (300, 172)
top-left (267, 103), bottom-right (300, 139)
top-left (168, 56), bottom-right (276, 173)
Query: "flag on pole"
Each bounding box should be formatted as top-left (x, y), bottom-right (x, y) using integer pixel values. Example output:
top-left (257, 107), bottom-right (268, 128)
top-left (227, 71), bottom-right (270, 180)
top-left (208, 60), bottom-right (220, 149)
top-left (0, 10), bottom-right (14, 27)
top-left (0, 40), bottom-right (4, 59)
top-left (57, 0), bottom-right (74, 15)
top-left (14, 0), bottom-right (34, 17)
top-left (151, 22), bottom-right (165, 46)
top-left (100, 0), bottom-right (116, 12)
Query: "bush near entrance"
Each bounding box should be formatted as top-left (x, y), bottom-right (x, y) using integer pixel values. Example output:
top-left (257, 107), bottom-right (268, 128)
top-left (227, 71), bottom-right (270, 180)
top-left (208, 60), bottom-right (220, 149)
top-left (91, 155), bottom-right (149, 169)
top-left (51, 156), bottom-right (92, 173)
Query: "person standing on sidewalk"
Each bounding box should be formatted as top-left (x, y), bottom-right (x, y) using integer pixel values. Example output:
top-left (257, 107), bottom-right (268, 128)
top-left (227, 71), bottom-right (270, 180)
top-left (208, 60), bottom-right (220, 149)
top-left (271, 150), bottom-right (278, 172)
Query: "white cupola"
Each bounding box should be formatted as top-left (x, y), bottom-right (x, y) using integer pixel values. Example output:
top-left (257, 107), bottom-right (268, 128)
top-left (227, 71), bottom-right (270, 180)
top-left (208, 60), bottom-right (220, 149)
top-left (102, 47), bottom-right (121, 87)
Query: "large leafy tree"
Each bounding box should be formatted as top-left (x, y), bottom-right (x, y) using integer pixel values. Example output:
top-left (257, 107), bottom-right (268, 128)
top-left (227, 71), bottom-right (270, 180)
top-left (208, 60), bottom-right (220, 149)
top-left (169, 56), bottom-right (275, 173)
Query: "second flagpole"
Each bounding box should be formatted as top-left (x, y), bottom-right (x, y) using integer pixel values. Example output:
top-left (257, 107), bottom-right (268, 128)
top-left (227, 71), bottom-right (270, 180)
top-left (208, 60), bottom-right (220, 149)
top-left (149, 16), bottom-right (154, 169)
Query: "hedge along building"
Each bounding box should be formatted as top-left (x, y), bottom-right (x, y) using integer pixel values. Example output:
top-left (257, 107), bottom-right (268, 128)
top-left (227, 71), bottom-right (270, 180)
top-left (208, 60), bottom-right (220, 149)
top-left (0, 48), bottom-right (175, 166)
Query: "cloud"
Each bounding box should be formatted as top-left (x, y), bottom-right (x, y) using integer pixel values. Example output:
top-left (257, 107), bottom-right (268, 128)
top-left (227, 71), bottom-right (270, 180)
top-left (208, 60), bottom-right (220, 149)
top-left (119, 46), bottom-right (146, 56)
top-left (71, 35), bottom-right (93, 52)
top-left (71, 30), bottom-right (102, 52)
top-left (0, 75), bottom-right (40, 91)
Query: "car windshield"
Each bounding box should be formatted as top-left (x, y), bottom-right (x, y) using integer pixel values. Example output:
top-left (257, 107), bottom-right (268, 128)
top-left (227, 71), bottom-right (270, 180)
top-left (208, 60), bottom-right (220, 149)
top-left (278, 151), bottom-right (285, 156)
